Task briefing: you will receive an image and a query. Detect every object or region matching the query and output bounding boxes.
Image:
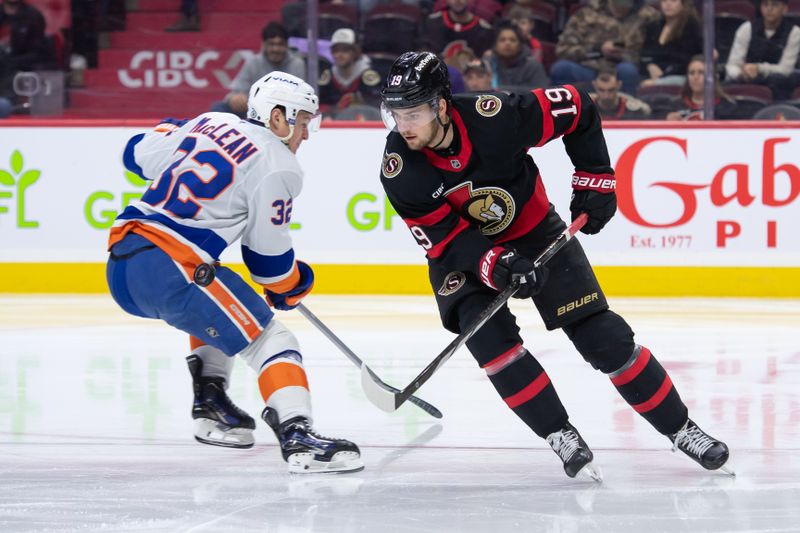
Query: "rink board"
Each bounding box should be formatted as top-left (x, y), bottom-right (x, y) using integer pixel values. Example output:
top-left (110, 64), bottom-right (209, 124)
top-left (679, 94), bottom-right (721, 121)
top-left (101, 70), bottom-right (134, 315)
top-left (0, 120), bottom-right (797, 296)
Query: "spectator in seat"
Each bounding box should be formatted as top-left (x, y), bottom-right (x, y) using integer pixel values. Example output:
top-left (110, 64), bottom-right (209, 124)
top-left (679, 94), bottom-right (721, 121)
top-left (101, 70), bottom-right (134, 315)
top-left (552, 0), bottom-right (659, 94)
top-left (590, 67), bottom-right (651, 119)
top-left (318, 28), bottom-right (382, 116)
top-left (486, 22), bottom-right (549, 93)
top-left (639, 0), bottom-right (703, 88)
top-left (210, 22), bottom-right (306, 118)
top-left (425, 0), bottom-right (495, 57)
top-left (165, 0), bottom-right (199, 32)
top-left (0, 0), bottom-right (53, 116)
top-left (506, 5), bottom-right (543, 64)
top-left (463, 57), bottom-right (495, 91)
top-left (666, 56), bottom-right (737, 120)
top-left (724, 0), bottom-right (800, 101)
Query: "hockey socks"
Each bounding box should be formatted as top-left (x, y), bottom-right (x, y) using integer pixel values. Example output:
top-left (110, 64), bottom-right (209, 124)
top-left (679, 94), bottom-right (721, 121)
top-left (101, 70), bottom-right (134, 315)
top-left (257, 350), bottom-right (313, 423)
top-left (609, 345), bottom-right (688, 435)
top-left (481, 344), bottom-right (569, 438)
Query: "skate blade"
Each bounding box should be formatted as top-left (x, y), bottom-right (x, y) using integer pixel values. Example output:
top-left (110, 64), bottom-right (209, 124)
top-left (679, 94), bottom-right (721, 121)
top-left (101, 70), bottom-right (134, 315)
top-left (287, 451), bottom-right (365, 474)
top-left (719, 465), bottom-right (736, 476)
top-left (193, 419), bottom-right (254, 449)
top-left (577, 461), bottom-right (603, 483)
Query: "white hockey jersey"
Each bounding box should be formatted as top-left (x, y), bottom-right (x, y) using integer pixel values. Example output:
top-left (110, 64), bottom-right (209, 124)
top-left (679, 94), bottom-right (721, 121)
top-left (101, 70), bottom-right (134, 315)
top-left (109, 112), bottom-right (303, 291)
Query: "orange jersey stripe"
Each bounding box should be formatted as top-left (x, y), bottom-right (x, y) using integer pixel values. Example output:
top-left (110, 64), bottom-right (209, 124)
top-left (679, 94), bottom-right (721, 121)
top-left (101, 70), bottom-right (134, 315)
top-left (111, 222), bottom-right (262, 343)
top-left (258, 361), bottom-right (310, 402)
top-left (189, 336), bottom-right (205, 350)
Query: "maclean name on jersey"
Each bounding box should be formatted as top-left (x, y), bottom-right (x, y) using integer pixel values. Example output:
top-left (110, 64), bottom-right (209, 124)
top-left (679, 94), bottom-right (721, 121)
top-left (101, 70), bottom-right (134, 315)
top-left (189, 117), bottom-right (260, 165)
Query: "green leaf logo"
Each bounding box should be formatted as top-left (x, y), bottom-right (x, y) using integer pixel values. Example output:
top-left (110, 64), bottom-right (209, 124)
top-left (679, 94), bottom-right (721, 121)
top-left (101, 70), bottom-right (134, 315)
top-left (18, 170), bottom-right (40, 189)
top-left (11, 150), bottom-right (23, 175)
top-left (0, 169), bottom-right (14, 186)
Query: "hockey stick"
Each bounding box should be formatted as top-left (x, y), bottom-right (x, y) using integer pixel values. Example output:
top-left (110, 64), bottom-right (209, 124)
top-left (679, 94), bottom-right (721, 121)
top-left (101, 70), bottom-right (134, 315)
top-left (360, 213), bottom-right (589, 413)
top-left (296, 303), bottom-right (443, 419)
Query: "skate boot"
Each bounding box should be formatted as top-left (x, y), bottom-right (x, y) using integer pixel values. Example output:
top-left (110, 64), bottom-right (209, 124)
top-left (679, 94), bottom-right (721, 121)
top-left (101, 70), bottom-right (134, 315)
top-left (187, 354), bottom-right (255, 449)
top-left (546, 422), bottom-right (602, 482)
top-left (670, 419), bottom-right (732, 473)
top-left (262, 407), bottom-right (364, 474)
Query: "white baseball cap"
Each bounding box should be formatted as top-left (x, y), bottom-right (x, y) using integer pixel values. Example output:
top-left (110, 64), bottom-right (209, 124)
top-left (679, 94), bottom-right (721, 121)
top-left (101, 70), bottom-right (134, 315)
top-left (331, 28), bottom-right (356, 47)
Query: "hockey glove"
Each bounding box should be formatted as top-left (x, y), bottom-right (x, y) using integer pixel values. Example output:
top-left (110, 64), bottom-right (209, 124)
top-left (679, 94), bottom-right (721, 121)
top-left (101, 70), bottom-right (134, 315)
top-left (479, 247), bottom-right (548, 299)
top-left (264, 261), bottom-right (314, 311)
top-left (570, 171), bottom-right (617, 235)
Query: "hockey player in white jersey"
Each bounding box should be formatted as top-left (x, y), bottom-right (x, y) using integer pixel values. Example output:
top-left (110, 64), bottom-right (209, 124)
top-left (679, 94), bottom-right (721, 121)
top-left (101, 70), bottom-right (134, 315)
top-left (106, 72), bottom-right (363, 474)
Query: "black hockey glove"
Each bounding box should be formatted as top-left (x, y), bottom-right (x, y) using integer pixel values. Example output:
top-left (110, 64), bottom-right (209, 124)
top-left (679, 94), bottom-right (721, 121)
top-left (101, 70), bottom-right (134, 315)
top-left (479, 247), bottom-right (548, 299)
top-left (570, 172), bottom-right (617, 235)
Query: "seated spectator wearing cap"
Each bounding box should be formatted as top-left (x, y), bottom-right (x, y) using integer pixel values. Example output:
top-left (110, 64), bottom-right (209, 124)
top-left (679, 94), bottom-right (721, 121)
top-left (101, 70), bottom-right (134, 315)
top-left (424, 0), bottom-right (494, 58)
top-left (639, 0), bottom-right (703, 88)
top-left (210, 22), bottom-right (306, 118)
top-left (0, 0), bottom-right (54, 117)
top-left (724, 0), bottom-right (800, 100)
top-left (552, 0), bottom-right (659, 95)
top-left (318, 28), bottom-right (382, 116)
top-left (486, 22), bottom-right (549, 93)
top-left (463, 58), bottom-right (494, 91)
top-left (590, 68), bottom-right (651, 120)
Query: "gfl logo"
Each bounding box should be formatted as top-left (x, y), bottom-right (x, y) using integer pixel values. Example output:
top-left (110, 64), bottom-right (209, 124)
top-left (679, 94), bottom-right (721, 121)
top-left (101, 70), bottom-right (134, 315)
top-left (118, 50), bottom-right (252, 89)
top-left (615, 136), bottom-right (798, 245)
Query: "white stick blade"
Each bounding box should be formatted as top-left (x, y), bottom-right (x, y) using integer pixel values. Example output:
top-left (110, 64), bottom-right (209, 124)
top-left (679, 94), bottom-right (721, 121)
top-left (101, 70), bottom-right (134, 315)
top-left (360, 364), bottom-right (399, 413)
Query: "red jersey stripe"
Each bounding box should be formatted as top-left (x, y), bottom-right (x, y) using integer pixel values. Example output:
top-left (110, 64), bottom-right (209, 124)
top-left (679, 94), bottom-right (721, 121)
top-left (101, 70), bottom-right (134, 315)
top-left (532, 89), bottom-right (554, 147)
top-left (427, 217), bottom-right (470, 259)
top-left (405, 202), bottom-right (452, 227)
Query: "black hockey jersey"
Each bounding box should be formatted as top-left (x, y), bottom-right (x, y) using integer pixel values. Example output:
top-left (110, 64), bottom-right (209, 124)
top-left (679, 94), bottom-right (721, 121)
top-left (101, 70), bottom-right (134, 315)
top-left (379, 86), bottom-right (614, 278)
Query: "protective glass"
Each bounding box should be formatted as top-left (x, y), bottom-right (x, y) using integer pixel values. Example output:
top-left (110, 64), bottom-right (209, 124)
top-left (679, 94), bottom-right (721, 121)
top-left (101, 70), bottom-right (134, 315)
top-left (380, 101), bottom-right (438, 131)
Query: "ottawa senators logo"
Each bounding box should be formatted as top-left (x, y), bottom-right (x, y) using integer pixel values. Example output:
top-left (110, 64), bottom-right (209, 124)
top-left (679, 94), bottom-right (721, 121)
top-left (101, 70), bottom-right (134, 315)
top-left (362, 69), bottom-right (381, 86)
top-left (318, 69), bottom-right (331, 86)
top-left (447, 182), bottom-right (515, 236)
top-left (475, 95), bottom-right (502, 117)
top-left (382, 152), bottom-right (403, 178)
top-left (437, 272), bottom-right (466, 296)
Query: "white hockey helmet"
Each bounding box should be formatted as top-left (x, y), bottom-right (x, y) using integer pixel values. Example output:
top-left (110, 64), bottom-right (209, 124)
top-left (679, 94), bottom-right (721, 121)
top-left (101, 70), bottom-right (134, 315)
top-left (247, 71), bottom-right (321, 135)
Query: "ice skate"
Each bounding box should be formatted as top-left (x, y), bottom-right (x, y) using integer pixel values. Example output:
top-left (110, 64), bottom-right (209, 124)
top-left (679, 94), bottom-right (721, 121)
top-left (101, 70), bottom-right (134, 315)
top-left (670, 419), bottom-right (733, 474)
top-left (546, 422), bottom-right (602, 482)
top-left (262, 407), bottom-right (364, 474)
top-left (187, 355), bottom-right (255, 449)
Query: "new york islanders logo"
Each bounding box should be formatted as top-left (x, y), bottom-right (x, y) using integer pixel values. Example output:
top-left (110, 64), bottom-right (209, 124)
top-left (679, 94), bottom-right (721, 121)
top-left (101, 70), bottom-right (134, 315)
top-left (382, 152), bottom-right (403, 178)
top-left (475, 95), bottom-right (502, 117)
top-left (437, 272), bottom-right (466, 296)
top-left (447, 182), bottom-right (515, 236)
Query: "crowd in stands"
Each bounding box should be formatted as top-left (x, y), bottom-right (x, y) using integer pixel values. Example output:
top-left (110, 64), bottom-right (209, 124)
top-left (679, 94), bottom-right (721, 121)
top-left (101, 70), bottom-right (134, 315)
top-left (3, 0), bottom-right (800, 119)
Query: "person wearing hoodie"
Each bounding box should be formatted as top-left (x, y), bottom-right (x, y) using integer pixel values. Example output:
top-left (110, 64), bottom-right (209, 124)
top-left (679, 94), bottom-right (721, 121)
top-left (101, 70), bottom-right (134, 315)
top-left (318, 28), bottom-right (382, 116)
top-left (487, 22), bottom-right (549, 94)
top-left (551, 0), bottom-right (660, 94)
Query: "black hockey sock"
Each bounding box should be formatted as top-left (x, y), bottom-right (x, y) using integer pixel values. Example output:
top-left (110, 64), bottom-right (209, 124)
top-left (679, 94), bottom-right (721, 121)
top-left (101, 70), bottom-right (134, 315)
top-left (609, 345), bottom-right (688, 435)
top-left (481, 344), bottom-right (569, 438)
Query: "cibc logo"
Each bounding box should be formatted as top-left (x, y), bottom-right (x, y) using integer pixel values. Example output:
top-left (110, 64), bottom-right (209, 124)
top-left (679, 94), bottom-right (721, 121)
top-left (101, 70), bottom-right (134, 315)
top-left (118, 50), bottom-right (253, 89)
top-left (615, 136), bottom-right (798, 248)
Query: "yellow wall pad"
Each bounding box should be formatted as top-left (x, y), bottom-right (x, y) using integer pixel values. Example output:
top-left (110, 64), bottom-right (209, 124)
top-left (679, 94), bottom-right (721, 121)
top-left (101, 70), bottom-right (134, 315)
top-left (0, 263), bottom-right (797, 298)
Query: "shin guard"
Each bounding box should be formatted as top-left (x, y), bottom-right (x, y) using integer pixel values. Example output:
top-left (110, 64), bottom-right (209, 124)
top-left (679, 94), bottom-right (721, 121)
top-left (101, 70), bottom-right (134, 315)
top-left (482, 344), bottom-right (569, 438)
top-left (609, 345), bottom-right (688, 435)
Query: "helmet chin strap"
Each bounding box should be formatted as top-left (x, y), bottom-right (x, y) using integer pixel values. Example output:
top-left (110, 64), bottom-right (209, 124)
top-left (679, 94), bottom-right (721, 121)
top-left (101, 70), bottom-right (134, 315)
top-left (277, 124), bottom-right (294, 145)
top-left (428, 115), bottom-right (451, 150)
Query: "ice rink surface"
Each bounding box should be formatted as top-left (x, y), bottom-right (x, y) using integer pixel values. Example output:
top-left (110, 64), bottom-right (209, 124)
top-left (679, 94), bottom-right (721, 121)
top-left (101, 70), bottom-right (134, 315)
top-left (1, 294), bottom-right (798, 532)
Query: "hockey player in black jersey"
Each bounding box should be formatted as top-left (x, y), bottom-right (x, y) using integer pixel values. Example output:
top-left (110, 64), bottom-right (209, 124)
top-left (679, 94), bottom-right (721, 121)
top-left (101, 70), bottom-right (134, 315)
top-left (378, 51), bottom-right (730, 480)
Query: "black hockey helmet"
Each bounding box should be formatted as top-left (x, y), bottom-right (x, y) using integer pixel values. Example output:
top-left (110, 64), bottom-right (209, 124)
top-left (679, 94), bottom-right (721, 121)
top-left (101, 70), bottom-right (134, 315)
top-left (380, 51), bottom-right (452, 110)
